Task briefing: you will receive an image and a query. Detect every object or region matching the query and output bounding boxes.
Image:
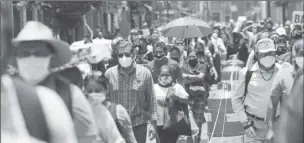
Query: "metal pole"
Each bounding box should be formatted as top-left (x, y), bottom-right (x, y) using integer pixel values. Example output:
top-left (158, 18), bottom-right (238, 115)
top-left (267, 0), bottom-right (271, 18)
top-left (166, 0), bottom-right (169, 23)
top-left (282, 2), bottom-right (287, 25)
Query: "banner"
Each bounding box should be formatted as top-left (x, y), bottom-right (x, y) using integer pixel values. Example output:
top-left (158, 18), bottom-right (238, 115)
top-left (292, 11), bottom-right (304, 25)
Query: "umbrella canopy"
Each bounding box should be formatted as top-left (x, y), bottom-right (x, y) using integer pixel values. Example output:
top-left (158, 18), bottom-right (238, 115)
top-left (161, 17), bottom-right (213, 39)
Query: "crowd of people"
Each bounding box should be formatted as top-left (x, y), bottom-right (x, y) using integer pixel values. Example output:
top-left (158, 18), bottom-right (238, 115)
top-left (1, 3), bottom-right (303, 143)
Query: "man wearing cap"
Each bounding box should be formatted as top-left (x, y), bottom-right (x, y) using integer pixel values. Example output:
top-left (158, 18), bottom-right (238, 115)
top-left (12, 21), bottom-right (97, 143)
top-left (232, 38), bottom-right (284, 143)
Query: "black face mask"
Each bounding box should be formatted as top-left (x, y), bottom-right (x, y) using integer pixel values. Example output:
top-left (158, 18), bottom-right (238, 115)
top-left (189, 59), bottom-right (198, 67)
top-left (197, 51), bottom-right (204, 56)
top-left (155, 54), bottom-right (165, 60)
top-left (170, 57), bottom-right (179, 63)
top-left (276, 46), bottom-right (288, 56)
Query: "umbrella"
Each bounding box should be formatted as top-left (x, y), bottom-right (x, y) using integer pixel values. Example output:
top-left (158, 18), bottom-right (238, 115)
top-left (161, 17), bottom-right (213, 39)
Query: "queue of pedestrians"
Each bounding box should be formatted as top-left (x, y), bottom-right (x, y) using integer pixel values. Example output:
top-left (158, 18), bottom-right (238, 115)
top-left (1, 4), bottom-right (303, 143)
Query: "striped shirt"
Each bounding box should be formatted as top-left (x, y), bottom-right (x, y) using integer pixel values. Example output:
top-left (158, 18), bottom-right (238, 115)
top-left (105, 64), bottom-right (158, 127)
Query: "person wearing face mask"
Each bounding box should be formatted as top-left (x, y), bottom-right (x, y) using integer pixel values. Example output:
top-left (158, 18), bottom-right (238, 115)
top-left (153, 65), bottom-right (192, 143)
top-left (231, 38), bottom-right (285, 143)
top-left (145, 41), bottom-right (183, 85)
top-left (105, 40), bottom-right (158, 143)
top-left (1, 6), bottom-right (77, 143)
top-left (182, 50), bottom-right (209, 143)
top-left (12, 21), bottom-right (97, 143)
top-left (266, 40), bottom-right (303, 143)
top-left (193, 42), bottom-right (218, 87)
top-left (84, 74), bottom-right (136, 143)
top-left (135, 37), bottom-right (154, 64)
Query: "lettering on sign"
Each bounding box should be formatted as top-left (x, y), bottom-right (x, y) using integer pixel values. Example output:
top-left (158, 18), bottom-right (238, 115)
top-left (292, 11), bottom-right (304, 24)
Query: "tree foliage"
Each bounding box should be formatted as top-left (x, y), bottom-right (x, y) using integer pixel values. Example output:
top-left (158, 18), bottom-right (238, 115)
top-left (13, 1), bottom-right (102, 29)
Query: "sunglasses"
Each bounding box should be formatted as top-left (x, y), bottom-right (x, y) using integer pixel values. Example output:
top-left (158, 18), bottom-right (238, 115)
top-left (117, 53), bottom-right (132, 58)
top-left (15, 50), bottom-right (52, 58)
top-left (259, 51), bottom-right (276, 57)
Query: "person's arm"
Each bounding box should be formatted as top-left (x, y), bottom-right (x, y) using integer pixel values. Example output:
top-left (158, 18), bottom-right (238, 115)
top-left (182, 73), bottom-right (205, 84)
top-left (70, 85), bottom-right (97, 143)
top-left (175, 63), bottom-right (184, 85)
top-left (144, 70), bottom-right (158, 127)
top-left (231, 68), bottom-right (248, 122)
top-left (116, 105), bottom-right (138, 143)
top-left (93, 104), bottom-right (125, 143)
top-left (266, 81), bottom-right (282, 133)
top-left (172, 84), bottom-right (192, 105)
top-left (36, 86), bottom-right (77, 143)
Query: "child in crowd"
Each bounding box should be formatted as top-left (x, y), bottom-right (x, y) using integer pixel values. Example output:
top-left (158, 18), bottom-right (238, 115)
top-left (154, 65), bottom-right (193, 143)
top-left (84, 74), bottom-right (137, 143)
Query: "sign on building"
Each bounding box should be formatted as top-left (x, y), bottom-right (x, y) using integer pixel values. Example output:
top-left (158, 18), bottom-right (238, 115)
top-left (292, 11), bottom-right (304, 24)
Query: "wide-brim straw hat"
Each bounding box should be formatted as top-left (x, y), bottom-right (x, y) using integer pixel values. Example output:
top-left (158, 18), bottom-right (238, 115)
top-left (12, 21), bottom-right (72, 68)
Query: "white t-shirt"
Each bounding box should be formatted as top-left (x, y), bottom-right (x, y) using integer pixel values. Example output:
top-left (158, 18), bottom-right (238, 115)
top-left (153, 83), bottom-right (189, 126)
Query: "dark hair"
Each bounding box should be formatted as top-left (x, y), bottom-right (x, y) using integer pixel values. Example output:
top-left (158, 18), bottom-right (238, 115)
top-left (84, 74), bottom-right (108, 90)
top-left (170, 46), bottom-right (181, 57)
top-left (60, 67), bottom-right (84, 88)
top-left (139, 37), bottom-right (148, 45)
top-left (115, 40), bottom-right (134, 53)
top-left (160, 65), bottom-right (173, 76)
top-left (187, 50), bottom-right (198, 58)
top-left (154, 41), bottom-right (167, 52)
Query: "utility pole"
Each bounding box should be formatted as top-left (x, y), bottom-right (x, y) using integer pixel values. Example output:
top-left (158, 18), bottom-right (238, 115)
top-left (282, 2), bottom-right (287, 25)
top-left (166, 0), bottom-right (169, 23)
top-left (267, 0), bottom-right (271, 18)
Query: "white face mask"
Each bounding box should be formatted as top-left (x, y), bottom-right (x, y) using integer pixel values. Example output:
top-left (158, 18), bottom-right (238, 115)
top-left (16, 56), bottom-right (51, 85)
top-left (259, 56), bottom-right (276, 68)
top-left (295, 57), bottom-right (304, 68)
top-left (118, 55), bottom-right (133, 68)
top-left (88, 92), bottom-right (106, 104)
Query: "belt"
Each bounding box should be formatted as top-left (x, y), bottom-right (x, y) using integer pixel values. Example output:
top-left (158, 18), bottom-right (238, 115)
top-left (245, 111), bottom-right (267, 122)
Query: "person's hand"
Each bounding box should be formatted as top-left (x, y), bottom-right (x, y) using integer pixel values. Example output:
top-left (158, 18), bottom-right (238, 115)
top-left (157, 99), bottom-right (169, 107)
top-left (266, 128), bottom-right (274, 140)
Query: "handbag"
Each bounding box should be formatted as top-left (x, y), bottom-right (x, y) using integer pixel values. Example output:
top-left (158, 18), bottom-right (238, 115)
top-left (163, 86), bottom-right (192, 136)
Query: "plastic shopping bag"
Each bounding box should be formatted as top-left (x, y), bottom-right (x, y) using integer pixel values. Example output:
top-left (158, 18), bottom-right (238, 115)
top-left (146, 122), bottom-right (157, 143)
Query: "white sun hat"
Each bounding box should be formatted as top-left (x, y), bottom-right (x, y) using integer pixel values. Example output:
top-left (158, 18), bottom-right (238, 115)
top-left (256, 38), bottom-right (276, 53)
top-left (12, 21), bottom-right (72, 68)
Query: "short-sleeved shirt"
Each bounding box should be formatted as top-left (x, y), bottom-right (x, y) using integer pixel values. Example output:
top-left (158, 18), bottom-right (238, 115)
top-left (153, 83), bottom-right (189, 126)
top-left (145, 58), bottom-right (182, 84)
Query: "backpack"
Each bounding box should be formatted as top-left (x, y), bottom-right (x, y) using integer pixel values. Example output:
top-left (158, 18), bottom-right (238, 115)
top-left (11, 76), bottom-right (50, 142)
top-left (243, 70), bottom-right (253, 102)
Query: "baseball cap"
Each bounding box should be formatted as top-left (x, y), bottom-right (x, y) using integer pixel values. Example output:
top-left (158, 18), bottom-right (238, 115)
top-left (256, 38), bottom-right (276, 53)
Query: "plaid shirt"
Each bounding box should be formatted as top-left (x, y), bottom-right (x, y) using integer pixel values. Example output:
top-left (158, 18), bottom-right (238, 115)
top-left (105, 64), bottom-right (157, 127)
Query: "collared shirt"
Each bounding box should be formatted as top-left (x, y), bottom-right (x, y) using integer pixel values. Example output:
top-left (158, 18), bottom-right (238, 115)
top-left (232, 63), bottom-right (282, 119)
top-left (105, 64), bottom-right (158, 127)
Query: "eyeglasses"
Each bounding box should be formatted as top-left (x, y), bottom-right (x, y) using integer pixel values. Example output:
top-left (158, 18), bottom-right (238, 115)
top-left (15, 50), bottom-right (53, 58)
top-left (117, 53), bottom-right (132, 58)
